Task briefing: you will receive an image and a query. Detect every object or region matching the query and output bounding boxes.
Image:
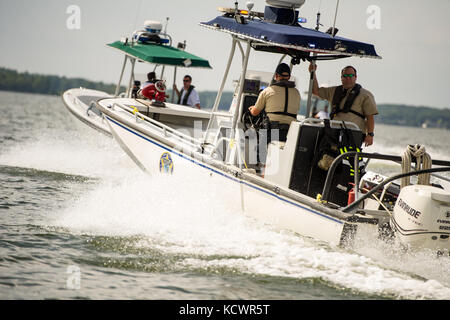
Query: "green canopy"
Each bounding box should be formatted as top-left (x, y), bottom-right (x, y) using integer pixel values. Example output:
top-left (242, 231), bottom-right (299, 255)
top-left (108, 41), bottom-right (212, 68)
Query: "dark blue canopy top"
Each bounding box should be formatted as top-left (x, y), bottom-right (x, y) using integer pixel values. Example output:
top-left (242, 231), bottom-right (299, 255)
top-left (200, 15), bottom-right (381, 59)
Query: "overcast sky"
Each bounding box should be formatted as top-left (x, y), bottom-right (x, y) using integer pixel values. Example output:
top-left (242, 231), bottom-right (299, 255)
top-left (1, 0), bottom-right (449, 109)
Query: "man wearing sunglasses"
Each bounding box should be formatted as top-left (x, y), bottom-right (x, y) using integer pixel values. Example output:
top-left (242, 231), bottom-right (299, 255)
top-left (309, 63), bottom-right (378, 147)
top-left (173, 75), bottom-right (201, 109)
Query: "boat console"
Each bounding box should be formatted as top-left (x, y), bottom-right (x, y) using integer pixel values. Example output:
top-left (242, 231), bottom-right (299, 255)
top-left (265, 118), bottom-right (364, 206)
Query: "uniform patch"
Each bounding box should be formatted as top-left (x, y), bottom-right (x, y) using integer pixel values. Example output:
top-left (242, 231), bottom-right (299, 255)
top-left (159, 152), bottom-right (174, 174)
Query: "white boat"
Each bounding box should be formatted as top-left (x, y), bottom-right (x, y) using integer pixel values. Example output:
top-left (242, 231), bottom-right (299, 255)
top-left (62, 20), bottom-right (212, 137)
top-left (62, 88), bottom-right (112, 136)
top-left (76, 1), bottom-right (450, 253)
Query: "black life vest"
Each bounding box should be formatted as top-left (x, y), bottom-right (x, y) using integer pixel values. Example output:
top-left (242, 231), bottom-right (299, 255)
top-left (178, 85), bottom-right (195, 106)
top-left (266, 81), bottom-right (298, 119)
top-left (330, 84), bottom-right (365, 120)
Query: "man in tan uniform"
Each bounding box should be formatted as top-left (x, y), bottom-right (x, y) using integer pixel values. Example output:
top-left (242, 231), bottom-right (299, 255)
top-left (309, 63), bottom-right (378, 147)
top-left (249, 63), bottom-right (301, 142)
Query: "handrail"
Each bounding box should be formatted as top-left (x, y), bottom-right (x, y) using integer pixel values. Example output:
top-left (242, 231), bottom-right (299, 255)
top-left (342, 167), bottom-right (450, 213)
top-left (321, 151), bottom-right (450, 204)
top-left (299, 118), bottom-right (360, 130)
top-left (112, 102), bottom-right (203, 151)
top-left (209, 136), bottom-right (247, 169)
top-left (208, 111), bottom-right (234, 118)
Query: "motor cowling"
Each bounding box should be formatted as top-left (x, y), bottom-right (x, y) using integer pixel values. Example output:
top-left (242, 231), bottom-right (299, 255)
top-left (392, 185), bottom-right (450, 251)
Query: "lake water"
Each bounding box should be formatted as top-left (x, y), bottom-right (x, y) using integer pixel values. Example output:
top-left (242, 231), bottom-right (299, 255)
top-left (1, 90), bottom-right (449, 300)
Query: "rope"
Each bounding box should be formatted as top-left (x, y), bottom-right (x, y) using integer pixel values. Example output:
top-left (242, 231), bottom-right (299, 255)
top-left (360, 186), bottom-right (393, 217)
top-left (401, 144), bottom-right (432, 188)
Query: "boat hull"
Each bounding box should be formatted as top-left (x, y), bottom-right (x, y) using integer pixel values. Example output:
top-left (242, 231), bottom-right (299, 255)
top-left (62, 88), bottom-right (112, 137)
top-left (103, 111), bottom-right (349, 246)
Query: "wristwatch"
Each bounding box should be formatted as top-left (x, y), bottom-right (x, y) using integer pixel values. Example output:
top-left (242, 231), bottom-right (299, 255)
top-left (367, 132), bottom-right (374, 137)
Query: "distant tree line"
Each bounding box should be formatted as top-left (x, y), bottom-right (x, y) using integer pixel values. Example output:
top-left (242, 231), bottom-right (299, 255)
top-left (1, 67), bottom-right (449, 129)
top-left (0, 67), bottom-right (123, 95)
top-left (376, 104), bottom-right (450, 129)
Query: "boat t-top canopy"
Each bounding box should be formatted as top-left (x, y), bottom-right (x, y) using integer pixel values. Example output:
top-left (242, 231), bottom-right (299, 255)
top-left (200, 3), bottom-right (381, 145)
top-left (108, 41), bottom-right (212, 68)
top-left (200, 15), bottom-right (381, 60)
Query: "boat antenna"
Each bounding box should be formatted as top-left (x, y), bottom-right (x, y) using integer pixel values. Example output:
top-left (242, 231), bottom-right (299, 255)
top-left (164, 16), bottom-right (169, 34)
top-left (306, 2), bottom-right (323, 117)
top-left (331, 0), bottom-right (340, 37)
top-left (130, 0), bottom-right (143, 34)
top-left (315, 0), bottom-right (323, 30)
top-left (315, 12), bottom-right (322, 31)
top-left (161, 17), bottom-right (170, 80)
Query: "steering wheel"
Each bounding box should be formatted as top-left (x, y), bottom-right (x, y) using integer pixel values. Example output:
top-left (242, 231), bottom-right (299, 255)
top-left (242, 109), bottom-right (269, 132)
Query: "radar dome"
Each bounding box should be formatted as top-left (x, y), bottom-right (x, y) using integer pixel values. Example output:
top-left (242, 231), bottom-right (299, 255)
top-left (266, 0), bottom-right (305, 8)
top-left (143, 20), bottom-right (162, 34)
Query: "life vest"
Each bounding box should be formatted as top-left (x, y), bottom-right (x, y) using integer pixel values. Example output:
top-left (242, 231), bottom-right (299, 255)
top-left (315, 119), bottom-right (365, 176)
top-left (330, 84), bottom-right (365, 120)
top-left (265, 80), bottom-right (298, 119)
top-left (178, 85), bottom-right (195, 106)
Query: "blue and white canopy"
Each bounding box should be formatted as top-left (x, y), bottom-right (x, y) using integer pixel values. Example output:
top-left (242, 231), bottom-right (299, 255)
top-left (200, 15), bottom-right (381, 60)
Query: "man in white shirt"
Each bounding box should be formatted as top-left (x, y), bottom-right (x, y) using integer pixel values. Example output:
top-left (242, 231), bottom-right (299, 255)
top-left (173, 75), bottom-right (201, 109)
top-left (314, 104), bottom-right (330, 120)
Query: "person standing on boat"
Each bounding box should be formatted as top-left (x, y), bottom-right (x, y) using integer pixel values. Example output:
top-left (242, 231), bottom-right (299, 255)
top-left (173, 75), bottom-right (201, 109)
top-left (309, 63), bottom-right (378, 147)
top-left (248, 63), bottom-right (301, 143)
top-left (142, 72), bottom-right (157, 89)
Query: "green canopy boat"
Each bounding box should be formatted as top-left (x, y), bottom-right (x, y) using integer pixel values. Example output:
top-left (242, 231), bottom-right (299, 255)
top-left (108, 41), bottom-right (212, 69)
top-left (108, 24), bottom-right (212, 99)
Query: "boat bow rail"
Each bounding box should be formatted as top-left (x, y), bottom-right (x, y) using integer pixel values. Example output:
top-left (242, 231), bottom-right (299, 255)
top-left (101, 101), bottom-right (208, 154)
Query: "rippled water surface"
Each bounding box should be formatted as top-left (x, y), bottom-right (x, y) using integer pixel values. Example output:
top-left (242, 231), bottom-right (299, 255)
top-left (1, 91), bottom-right (449, 300)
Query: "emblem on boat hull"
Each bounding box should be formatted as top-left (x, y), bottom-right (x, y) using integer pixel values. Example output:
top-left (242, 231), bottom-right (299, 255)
top-left (159, 152), bottom-right (174, 174)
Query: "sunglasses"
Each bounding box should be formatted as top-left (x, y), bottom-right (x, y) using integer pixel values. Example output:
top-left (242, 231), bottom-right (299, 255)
top-left (183, 79), bottom-right (191, 82)
top-left (342, 74), bottom-right (356, 78)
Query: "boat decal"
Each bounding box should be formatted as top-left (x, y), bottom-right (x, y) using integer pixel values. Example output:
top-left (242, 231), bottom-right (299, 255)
top-left (106, 116), bottom-right (344, 225)
top-left (159, 152), bottom-right (174, 174)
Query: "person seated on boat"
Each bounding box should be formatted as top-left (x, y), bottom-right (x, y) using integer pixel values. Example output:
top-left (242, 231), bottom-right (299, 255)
top-left (314, 104), bottom-right (330, 120)
top-left (142, 72), bottom-right (157, 89)
top-left (172, 75), bottom-right (201, 109)
top-left (248, 63), bottom-right (301, 143)
top-left (309, 63), bottom-right (378, 147)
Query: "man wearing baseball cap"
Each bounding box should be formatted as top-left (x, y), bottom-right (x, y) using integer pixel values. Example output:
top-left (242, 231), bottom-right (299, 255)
top-left (249, 63), bottom-right (301, 142)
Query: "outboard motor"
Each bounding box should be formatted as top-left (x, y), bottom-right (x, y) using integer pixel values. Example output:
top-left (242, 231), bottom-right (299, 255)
top-left (392, 185), bottom-right (450, 251)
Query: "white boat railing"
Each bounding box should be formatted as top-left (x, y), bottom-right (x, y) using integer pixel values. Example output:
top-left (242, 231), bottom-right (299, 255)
top-left (208, 136), bottom-right (247, 169)
top-left (110, 102), bottom-right (249, 167)
top-left (111, 102), bottom-right (207, 153)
